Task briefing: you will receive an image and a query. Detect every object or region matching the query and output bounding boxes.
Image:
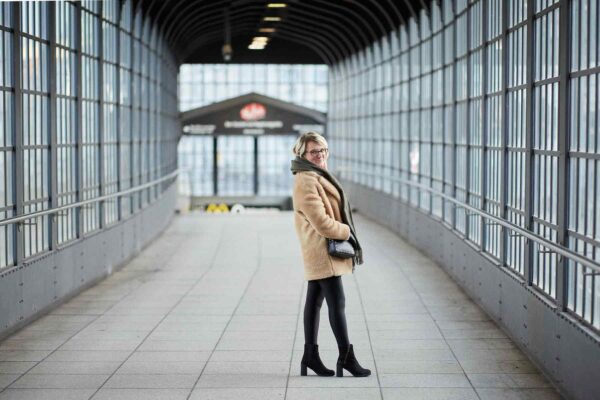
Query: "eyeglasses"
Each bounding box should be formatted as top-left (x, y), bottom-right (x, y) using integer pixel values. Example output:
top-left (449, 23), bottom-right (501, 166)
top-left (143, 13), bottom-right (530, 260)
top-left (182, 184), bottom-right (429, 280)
top-left (305, 148), bottom-right (329, 157)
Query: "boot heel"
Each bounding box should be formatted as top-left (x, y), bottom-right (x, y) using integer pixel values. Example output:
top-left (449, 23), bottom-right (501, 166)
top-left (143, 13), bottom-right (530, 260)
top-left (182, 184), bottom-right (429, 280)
top-left (300, 363), bottom-right (307, 376)
top-left (336, 364), bottom-right (343, 377)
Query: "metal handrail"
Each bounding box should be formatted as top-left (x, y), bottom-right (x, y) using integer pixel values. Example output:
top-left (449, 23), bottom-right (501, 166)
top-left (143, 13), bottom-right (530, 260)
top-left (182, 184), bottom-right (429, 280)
top-left (336, 168), bottom-right (600, 274)
top-left (0, 169), bottom-right (182, 227)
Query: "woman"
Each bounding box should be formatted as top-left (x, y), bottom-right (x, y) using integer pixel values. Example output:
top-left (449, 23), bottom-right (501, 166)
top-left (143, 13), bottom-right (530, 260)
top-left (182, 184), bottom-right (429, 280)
top-left (290, 131), bottom-right (371, 378)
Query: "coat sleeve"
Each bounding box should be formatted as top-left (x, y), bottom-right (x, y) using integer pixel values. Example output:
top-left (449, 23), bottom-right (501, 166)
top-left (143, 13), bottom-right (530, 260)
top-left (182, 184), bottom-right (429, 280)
top-left (295, 175), bottom-right (351, 241)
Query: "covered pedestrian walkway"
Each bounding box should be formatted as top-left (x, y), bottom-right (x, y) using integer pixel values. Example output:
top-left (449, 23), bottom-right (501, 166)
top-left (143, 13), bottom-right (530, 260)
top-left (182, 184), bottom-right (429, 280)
top-left (0, 213), bottom-right (561, 400)
top-left (1, 0), bottom-right (599, 399)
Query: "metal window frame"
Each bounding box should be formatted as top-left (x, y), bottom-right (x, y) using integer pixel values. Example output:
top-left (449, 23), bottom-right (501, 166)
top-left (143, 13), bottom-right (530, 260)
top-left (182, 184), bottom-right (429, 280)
top-left (98, 0), bottom-right (104, 229)
top-left (556, 0), bottom-right (571, 311)
top-left (523, 0), bottom-right (535, 286)
top-left (75, 1), bottom-right (83, 238)
top-left (49, 1), bottom-right (57, 250)
top-left (12, 2), bottom-right (23, 266)
top-left (500, 0), bottom-right (509, 268)
top-left (1, 0), bottom-right (179, 270)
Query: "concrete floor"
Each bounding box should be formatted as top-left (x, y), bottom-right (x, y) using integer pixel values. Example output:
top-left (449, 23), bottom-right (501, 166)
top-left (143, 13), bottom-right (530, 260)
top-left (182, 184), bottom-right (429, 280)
top-left (0, 212), bottom-right (564, 399)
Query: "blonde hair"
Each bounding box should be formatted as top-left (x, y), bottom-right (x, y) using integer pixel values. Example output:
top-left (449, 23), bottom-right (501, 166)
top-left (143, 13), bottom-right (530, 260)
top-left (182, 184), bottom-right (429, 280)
top-left (292, 131), bottom-right (328, 158)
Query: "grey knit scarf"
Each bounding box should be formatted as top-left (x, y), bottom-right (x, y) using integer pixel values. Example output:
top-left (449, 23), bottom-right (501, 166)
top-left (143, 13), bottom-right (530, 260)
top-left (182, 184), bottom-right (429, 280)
top-left (290, 156), bottom-right (363, 266)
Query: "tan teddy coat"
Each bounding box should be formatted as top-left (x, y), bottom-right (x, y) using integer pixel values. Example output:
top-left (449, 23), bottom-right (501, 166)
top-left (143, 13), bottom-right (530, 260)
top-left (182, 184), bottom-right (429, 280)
top-left (292, 171), bottom-right (353, 281)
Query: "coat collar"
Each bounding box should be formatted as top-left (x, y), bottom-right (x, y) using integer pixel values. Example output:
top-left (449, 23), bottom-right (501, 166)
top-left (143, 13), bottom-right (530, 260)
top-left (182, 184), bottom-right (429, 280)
top-left (317, 175), bottom-right (341, 202)
top-left (296, 171), bottom-right (341, 202)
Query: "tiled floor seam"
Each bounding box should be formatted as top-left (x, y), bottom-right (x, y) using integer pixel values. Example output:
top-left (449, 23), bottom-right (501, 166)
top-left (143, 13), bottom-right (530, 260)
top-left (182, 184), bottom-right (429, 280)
top-left (86, 224), bottom-right (226, 400)
top-left (353, 273), bottom-right (384, 400)
top-left (361, 233), bottom-right (484, 400)
top-left (283, 280), bottom-right (306, 400)
top-left (0, 237), bottom-right (186, 396)
top-left (184, 232), bottom-right (264, 400)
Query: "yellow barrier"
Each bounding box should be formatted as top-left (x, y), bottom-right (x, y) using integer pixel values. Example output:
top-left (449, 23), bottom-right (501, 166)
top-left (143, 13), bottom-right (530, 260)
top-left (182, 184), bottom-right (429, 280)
top-left (206, 203), bottom-right (230, 213)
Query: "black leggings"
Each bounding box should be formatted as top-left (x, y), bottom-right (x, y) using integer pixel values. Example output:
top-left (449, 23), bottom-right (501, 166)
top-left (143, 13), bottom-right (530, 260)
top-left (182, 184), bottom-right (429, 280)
top-left (304, 275), bottom-right (350, 347)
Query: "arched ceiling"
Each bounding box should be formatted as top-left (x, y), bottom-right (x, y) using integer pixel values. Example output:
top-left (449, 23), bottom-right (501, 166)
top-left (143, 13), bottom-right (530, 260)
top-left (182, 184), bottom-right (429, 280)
top-left (134, 0), bottom-right (432, 65)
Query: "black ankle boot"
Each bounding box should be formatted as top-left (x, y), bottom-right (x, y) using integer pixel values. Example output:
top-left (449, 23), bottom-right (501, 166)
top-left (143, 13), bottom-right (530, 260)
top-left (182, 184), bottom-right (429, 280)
top-left (301, 344), bottom-right (335, 376)
top-left (336, 344), bottom-right (371, 377)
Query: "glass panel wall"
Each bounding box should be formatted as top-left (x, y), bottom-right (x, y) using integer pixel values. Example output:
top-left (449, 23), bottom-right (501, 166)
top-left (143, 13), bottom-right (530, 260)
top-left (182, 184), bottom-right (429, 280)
top-left (21, 1), bottom-right (51, 258)
top-left (217, 136), bottom-right (254, 196)
top-left (102, 0), bottom-right (119, 226)
top-left (0, 2), bottom-right (15, 267)
top-left (258, 135), bottom-right (297, 196)
top-left (178, 64), bottom-right (328, 112)
top-left (178, 135), bottom-right (213, 197)
top-left (568, 0), bottom-right (600, 329)
top-left (0, 0), bottom-right (179, 269)
top-left (81, 1), bottom-right (100, 234)
top-left (56, 1), bottom-right (77, 244)
top-left (328, 0), bottom-right (600, 330)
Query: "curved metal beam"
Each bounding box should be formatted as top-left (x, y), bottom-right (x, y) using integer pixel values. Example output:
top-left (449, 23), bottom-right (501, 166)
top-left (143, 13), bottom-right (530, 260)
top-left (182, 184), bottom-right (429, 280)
top-left (175, 12), bottom-right (262, 44)
top-left (303, 1), bottom-right (370, 56)
top-left (152, 0), bottom-right (191, 54)
top-left (272, 30), bottom-right (335, 66)
top-left (172, 0), bottom-right (375, 64)
top-left (284, 13), bottom-right (354, 61)
top-left (276, 24), bottom-right (345, 64)
top-left (364, 0), bottom-right (396, 33)
top-left (382, 0), bottom-right (407, 26)
top-left (180, 5), bottom-right (354, 63)
top-left (182, 25), bottom-right (337, 66)
top-left (312, 0), bottom-right (379, 45)
top-left (400, 0), bottom-right (419, 21)
top-left (181, 21), bottom-right (341, 66)
top-left (134, 0), bottom-right (430, 65)
top-left (285, 4), bottom-right (361, 58)
top-left (178, 23), bottom-right (259, 60)
top-left (343, 0), bottom-right (387, 38)
top-left (173, 10), bottom-right (264, 50)
top-left (161, 0), bottom-right (210, 45)
top-left (167, 2), bottom-right (262, 48)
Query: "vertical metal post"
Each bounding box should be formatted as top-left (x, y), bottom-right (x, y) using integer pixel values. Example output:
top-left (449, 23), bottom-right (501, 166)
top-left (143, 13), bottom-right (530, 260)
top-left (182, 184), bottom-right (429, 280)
top-left (480, 0), bottom-right (488, 251)
top-left (75, 2), bottom-right (83, 237)
top-left (129, 16), bottom-right (135, 215)
top-left (13, 2), bottom-right (23, 265)
top-left (98, 2), bottom-right (104, 228)
top-left (408, 22), bottom-right (415, 206)
top-left (115, 4), bottom-right (122, 221)
top-left (416, 23), bottom-right (422, 211)
top-left (405, 28), bottom-right (411, 204)
top-left (523, 0), bottom-right (535, 285)
top-left (500, 0), bottom-right (509, 267)
top-left (212, 135), bottom-right (218, 195)
top-left (253, 135), bottom-right (259, 195)
top-left (555, 0), bottom-right (571, 310)
top-left (465, 3), bottom-right (472, 240)
top-left (440, 11), bottom-right (446, 223)
top-left (49, 2), bottom-right (58, 249)
top-left (451, 1), bottom-right (458, 230)
top-left (96, 1), bottom-right (106, 229)
top-left (429, 13), bottom-right (434, 216)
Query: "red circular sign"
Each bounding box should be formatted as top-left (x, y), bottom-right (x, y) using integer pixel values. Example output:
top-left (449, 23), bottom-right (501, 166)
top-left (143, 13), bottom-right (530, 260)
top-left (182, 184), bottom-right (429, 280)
top-left (240, 102), bottom-right (266, 121)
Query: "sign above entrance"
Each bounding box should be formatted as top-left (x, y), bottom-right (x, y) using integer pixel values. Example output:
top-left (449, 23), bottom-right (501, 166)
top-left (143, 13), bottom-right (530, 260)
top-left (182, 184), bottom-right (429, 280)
top-left (240, 102), bottom-right (266, 121)
top-left (180, 92), bottom-right (326, 136)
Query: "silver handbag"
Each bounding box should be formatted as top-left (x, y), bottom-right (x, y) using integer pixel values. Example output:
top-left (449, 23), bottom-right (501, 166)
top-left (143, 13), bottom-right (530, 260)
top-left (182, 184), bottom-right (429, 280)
top-left (327, 239), bottom-right (355, 259)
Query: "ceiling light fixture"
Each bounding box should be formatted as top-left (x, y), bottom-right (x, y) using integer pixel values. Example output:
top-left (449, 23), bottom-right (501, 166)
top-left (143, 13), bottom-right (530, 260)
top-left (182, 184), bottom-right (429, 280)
top-left (263, 16), bottom-right (281, 22)
top-left (248, 36), bottom-right (269, 50)
top-left (259, 28), bottom-right (276, 33)
top-left (267, 3), bottom-right (287, 7)
top-left (222, 8), bottom-right (232, 61)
